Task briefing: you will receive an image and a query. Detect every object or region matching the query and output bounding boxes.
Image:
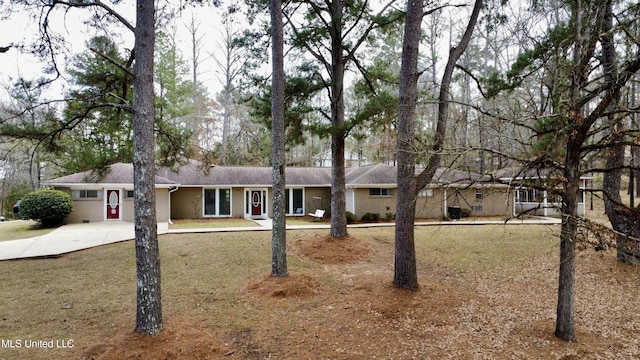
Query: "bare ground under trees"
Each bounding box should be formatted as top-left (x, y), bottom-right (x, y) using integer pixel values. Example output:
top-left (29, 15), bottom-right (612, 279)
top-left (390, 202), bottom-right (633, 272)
top-left (75, 229), bottom-right (640, 360)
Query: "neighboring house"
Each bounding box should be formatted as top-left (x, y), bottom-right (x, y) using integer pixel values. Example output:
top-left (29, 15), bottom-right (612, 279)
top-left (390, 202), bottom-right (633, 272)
top-left (45, 161), bottom-right (582, 224)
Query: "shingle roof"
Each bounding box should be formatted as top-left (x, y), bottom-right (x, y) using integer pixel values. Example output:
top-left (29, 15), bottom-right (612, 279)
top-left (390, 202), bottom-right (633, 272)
top-left (494, 167), bottom-right (592, 181)
top-left (345, 163), bottom-right (397, 185)
top-left (494, 167), bottom-right (558, 181)
top-left (45, 160), bottom-right (503, 188)
top-left (157, 160), bottom-right (333, 186)
top-left (45, 163), bottom-right (177, 186)
top-left (431, 167), bottom-right (493, 185)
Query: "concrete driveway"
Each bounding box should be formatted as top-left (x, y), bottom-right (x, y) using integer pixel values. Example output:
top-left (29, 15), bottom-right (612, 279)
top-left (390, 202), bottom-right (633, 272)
top-left (0, 221), bottom-right (169, 260)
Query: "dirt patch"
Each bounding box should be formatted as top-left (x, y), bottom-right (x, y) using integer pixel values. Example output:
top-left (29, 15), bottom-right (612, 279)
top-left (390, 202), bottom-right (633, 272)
top-left (82, 313), bottom-right (231, 359)
top-left (242, 272), bottom-right (321, 299)
top-left (293, 233), bottom-right (371, 263)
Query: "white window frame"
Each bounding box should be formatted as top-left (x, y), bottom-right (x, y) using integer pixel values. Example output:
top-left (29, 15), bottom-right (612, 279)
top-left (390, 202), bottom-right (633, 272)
top-left (72, 189), bottom-right (102, 199)
top-left (286, 188), bottom-right (305, 216)
top-left (203, 188), bottom-right (232, 217)
top-left (369, 188), bottom-right (394, 197)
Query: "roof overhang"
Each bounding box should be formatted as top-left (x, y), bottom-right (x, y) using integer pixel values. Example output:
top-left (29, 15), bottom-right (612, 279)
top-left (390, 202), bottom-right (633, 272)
top-left (346, 183), bottom-right (396, 189)
top-left (46, 183), bottom-right (177, 189)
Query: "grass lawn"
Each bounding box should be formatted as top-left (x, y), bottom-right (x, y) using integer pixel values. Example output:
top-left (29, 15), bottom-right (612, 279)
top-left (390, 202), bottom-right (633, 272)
top-left (1, 225), bottom-right (638, 359)
top-left (286, 217), bottom-right (329, 225)
top-left (0, 220), bottom-right (55, 241)
top-left (169, 218), bottom-right (259, 229)
top-left (170, 217), bottom-right (330, 228)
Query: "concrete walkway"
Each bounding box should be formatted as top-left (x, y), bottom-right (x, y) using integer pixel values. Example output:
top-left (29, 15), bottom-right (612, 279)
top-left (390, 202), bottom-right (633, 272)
top-left (0, 221), bottom-right (169, 261)
top-left (0, 217), bottom-right (561, 261)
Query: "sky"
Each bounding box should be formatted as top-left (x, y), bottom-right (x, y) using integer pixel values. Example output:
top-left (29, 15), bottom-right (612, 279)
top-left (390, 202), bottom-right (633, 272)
top-left (0, 0), bottom-right (478, 106)
top-left (0, 2), bottom-right (231, 102)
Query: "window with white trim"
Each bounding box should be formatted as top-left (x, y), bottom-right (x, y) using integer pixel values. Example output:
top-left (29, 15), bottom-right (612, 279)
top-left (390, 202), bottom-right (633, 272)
top-left (285, 188), bottom-right (304, 215)
top-left (72, 190), bottom-right (101, 199)
top-left (516, 188), bottom-right (539, 202)
top-left (204, 188), bottom-right (231, 216)
top-left (369, 188), bottom-right (393, 196)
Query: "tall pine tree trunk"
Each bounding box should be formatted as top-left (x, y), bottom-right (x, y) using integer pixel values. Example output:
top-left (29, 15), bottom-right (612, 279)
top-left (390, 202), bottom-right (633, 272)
top-left (329, 0), bottom-right (348, 238)
top-left (270, 0), bottom-right (288, 277)
top-left (555, 151), bottom-right (580, 342)
top-left (554, 0), bottom-right (590, 341)
top-left (133, 0), bottom-right (162, 336)
top-left (599, 0), bottom-right (634, 264)
top-left (394, 0), bottom-right (482, 290)
top-left (394, 0), bottom-right (422, 290)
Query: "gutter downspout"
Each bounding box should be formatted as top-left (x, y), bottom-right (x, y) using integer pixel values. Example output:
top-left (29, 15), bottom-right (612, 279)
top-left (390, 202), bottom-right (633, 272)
top-left (168, 185), bottom-right (180, 224)
top-left (512, 186), bottom-right (517, 218)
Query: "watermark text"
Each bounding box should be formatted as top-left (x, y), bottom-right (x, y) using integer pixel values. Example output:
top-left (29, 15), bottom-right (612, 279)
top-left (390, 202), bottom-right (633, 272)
top-left (1, 339), bottom-right (74, 349)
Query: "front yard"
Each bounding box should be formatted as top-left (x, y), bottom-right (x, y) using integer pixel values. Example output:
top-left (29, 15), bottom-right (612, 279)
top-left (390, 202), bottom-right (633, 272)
top-left (0, 225), bottom-right (638, 359)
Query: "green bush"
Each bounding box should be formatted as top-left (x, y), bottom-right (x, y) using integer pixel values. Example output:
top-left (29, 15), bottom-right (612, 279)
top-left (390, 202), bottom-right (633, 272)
top-left (346, 211), bottom-right (357, 223)
top-left (460, 208), bottom-right (472, 218)
top-left (361, 212), bottom-right (380, 222)
top-left (19, 189), bottom-right (74, 227)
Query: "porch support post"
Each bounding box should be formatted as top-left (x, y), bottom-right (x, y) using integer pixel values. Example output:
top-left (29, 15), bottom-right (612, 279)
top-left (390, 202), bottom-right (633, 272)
top-left (443, 189), bottom-right (448, 218)
top-left (543, 185), bottom-right (548, 217)
top-left (513, 187), bottom-right (517, 217)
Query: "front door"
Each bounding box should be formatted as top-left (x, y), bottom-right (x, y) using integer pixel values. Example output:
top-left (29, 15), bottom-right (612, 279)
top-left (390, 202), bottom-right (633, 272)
top-left (251, 190), bottom-right (262, 216)
top-left (106, 189), bottom-right (121, 220)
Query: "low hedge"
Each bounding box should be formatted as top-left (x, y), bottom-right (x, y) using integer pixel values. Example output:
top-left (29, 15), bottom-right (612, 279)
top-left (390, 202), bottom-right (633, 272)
top-left (361, 212), bottom-right (381, 222)
top-left (346, 211), bottom-right (357, 224)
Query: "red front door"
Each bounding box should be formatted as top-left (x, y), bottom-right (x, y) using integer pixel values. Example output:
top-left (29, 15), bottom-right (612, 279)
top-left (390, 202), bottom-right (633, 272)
top-left (106, 190), bottom-right (120, 220)
top-left (251, 190), bottom-right (262, 216)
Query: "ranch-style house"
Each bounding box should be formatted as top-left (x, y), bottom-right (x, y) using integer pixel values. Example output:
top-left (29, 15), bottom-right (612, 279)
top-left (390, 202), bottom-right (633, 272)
top-left (43, 161), bottom-right (591, 224)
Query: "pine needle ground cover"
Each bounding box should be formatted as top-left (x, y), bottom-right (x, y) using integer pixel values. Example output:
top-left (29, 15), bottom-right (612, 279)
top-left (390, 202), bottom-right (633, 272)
top-left (1, 225), bottom-right (638, 359)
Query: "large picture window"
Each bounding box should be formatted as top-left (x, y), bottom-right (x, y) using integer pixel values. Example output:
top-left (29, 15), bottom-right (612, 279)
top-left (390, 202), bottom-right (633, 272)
top-left (285, 188), bottom-right (304, 215)
top-left (204, 188), bottom-right (231, 216)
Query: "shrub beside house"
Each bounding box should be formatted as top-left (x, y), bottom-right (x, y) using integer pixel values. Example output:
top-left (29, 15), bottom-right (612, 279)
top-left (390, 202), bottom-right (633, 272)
top-left (19, 189), bottom-right (74, 227)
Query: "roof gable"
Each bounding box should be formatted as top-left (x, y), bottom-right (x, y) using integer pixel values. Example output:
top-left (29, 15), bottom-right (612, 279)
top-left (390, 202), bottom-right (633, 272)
top-left (345, 163), bottom-right (397, 185)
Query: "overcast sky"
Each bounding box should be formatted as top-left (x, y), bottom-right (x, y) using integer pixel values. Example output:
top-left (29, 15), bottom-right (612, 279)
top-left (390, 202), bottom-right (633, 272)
top-left (0, 2), bottom-right (230, 102)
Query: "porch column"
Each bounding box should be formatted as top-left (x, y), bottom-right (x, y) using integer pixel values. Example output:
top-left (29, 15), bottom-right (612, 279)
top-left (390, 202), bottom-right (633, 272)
top-left (543, 187), bottom-right (548, 217)
top-left (443, 189), bottom-right (447, 218)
